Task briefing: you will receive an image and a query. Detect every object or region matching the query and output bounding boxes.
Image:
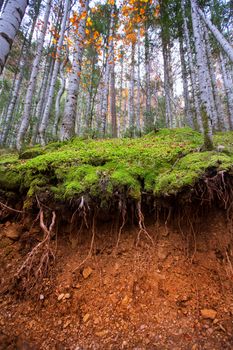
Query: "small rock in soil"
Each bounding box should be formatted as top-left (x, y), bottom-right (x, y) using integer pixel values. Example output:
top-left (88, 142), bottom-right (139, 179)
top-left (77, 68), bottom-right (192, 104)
top-left (201, 309), bottom-right (217, 320)
top-left (82, 266), bottom-right (93, 279)
top-left (83, 313), bottom-right (90, 323)
top-left (5, 223), bottom-right (21, 240)
top-left (58, 293), bottom-right (64, 301)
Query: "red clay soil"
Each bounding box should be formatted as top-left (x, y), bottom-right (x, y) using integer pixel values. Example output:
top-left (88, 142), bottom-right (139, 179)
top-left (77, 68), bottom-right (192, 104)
top-left (0, 210), bottom-right (233, 350)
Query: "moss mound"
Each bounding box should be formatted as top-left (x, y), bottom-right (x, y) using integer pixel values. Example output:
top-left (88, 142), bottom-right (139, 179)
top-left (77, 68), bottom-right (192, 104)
top-left (1, 128), bottom-right (233, 205)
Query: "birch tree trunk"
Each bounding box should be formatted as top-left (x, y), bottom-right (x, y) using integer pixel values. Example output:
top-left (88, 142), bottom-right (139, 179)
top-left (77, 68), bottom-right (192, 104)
top-left (162, 38), bottom-right (173, 128)
top-left (16, 0), bottom-right (52, 150)
top-left (100, 6), bottom-right (114, 137)
top-left (220, 52), bottom-right (233, 129)
top-left (0, 0), bottom-right (28, 74)
top-left (144, 24), bottom-right (151, 129)
top-left (195, 1), bottom-right (233, 62)
top-left (203, 26), bottom-right (226, 131)
top-left (136, 28), bottom-right (141, 131)
top-left (191, 0), bottom-right (213, 150)
top-left (39, 0), bottom-right (70, 145)
top-left (110, 59), bottom-right (117, 137)
top-left (60, 0), bottom-right (89, 141)
top-left (179, 34), bottom-right (193, 128)
top-left (128, 42), bottom-right (135, 134)
top-left (1, 57), bottom-right (25, 144)
top-left (53, 59), bottom-right (67, 137)
top-left (181, 0), bottom-right (202, 131)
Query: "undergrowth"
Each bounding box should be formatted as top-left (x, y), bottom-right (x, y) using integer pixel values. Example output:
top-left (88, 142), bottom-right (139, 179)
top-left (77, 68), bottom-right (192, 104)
top-left (0, 128), bottom-right (233, 203)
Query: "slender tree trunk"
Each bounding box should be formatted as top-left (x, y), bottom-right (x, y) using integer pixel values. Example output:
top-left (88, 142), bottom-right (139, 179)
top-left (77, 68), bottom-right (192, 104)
top-left (181, 0), bottom-right (202, 131)
top-left (162, 38), bottom-right (173, 128)
top-left (100, 6), bottom-right (114, 137)
top-left (220, 52), bottom-right (233, 129)
top-left (53, 59), bottom-right (67, 137)
top-left (16, 0), bottom-right (52, 150)
top-left (179, 34), bottom-right (193, 128)
top-left (195, 0), bottom-right (233, 62)
top-left (39, 0), bottom-right (70, 145)
top-left (1, 57), bottom-right (24, 144)
top-left (110, 59), bottom-right (117, 137)
top-left (0, 0), bottom-right (28, 74)
top-left (128, 42), bottom-right (135, 134)
top-left (144, 23), bottom-right (151, 129)
top-left (136, 28), bottom-right (141, 131)
top-left (191, 0), bottom-right (213, 150)
top-left (60, 0), bottom-right (89, 141)
top-left (203, 26), bottom-right (226, 131)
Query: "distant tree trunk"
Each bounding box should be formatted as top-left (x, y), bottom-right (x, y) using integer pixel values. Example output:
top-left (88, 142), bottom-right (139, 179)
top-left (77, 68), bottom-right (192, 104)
top-left (39, 0), bottom-right (70, 145)
top-left (220, 52), bottom-right (233, 130)
top-left (128, 42), bottom-right (135, 134)
top-left (191, 0), bottom-right (213, 150)
top-left (1, 58), bottom-right (24, 144)
top-left (110, 59), bottom-right (117, 137)
top-left (0, 0), bottom-right (28, 74)
top-left (16, 0), bottom-right (52, 150)
top-left (144, 23), bottom-right (151, 129)
top-left (162, 38), bottom-right (173, 128)
top-left (118, 53), bottom-right (124, 136)
top-left (136, 28), bottom-right (141, 131)
top-left (60, 0), bottom-right (89, 141)
top-left (179, 34), bottom-right (193, 128)
top-left (195, 1), bottom-right (233, 62)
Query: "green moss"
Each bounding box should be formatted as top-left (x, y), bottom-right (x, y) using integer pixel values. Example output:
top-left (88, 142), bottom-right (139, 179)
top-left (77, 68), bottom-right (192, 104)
top-left (0, 128), bottom-right (233, 204)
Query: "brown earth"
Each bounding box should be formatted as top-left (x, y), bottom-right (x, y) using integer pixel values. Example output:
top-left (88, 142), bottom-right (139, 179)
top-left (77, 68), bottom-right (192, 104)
top-left (0, 209), bottom-right (233, 350)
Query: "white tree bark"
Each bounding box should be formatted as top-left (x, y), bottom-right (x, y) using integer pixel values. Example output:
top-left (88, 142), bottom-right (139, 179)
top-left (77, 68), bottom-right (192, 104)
top-left (204, 26), bottom-right (226, 131)
top-left (39, 0), bottom-right (70, 145)
top-left (0, 0), bottom-right (28, 74)
top-left (16, 0), bottom-right (52, 150)
top-left (53, 59), bottom-right (67, 137)
top-left (60, 0), bottom-right (90, 141)
top-left (100, 6), bottom-right (114, 137)
top-left (136, 28), bottom-right (141, 131)
top-left (220, 52), bottom-right (233, 129)
top-left (181, 0), bottom-right (202, 131)
top-left (179, 35), bottom-right (193, 128)
top-left (128, 42), bottom-right (135, 133)
top-left (191, 0), bottom-right (213, 147)
top-left (195, 1), bottom-right (233, 62)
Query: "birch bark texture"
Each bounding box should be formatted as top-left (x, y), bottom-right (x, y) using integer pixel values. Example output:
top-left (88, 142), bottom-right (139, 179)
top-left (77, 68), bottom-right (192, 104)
top-left (191, 0), bottom-right (213, 149)
top-left (195, 1), bottom-right (233, 62)
top-left (0, 0), bottom-right (28, 74)
top-left (16, 0), bottom-right (52, 150)
top-left (60, 0), bottom-right (90, 141)
top-left (39, 0), bottom-right (71, 146)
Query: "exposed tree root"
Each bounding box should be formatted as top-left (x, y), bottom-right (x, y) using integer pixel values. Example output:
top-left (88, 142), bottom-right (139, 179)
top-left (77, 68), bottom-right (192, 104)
top-left (72, 212), bottom-right (96, 274)
top-left (136, 201), bottom-right (154, 246)
top-left (0, 200), bottom-right (24, 213)
top-left (13, 210), bottom-right (56, 294)
top-left (116, 200), bottom-right (127, 249)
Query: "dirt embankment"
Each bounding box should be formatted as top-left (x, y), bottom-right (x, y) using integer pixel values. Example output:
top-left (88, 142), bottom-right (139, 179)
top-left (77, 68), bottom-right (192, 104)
top-left (0, 207), bottom-right (233, 350)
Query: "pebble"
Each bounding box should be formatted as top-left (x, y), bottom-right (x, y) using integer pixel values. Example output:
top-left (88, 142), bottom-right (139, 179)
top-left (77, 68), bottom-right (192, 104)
top-left (82, 266), bottom-right (93, 279)
top-left (58, 293), bottom-right (64, 301)
top-left (201, 309), bottom-right (217, 320)
top-left (83, 313), bottom-right (90, 323)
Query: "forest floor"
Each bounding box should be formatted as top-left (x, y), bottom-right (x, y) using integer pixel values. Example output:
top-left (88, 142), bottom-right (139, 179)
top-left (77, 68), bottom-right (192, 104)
top-left (0, 209), bottom-right (233, 350)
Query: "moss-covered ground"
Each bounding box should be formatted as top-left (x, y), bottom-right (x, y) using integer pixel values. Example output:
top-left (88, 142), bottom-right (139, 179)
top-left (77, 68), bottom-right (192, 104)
top-left (0, 128), bottom-right (233, 206)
